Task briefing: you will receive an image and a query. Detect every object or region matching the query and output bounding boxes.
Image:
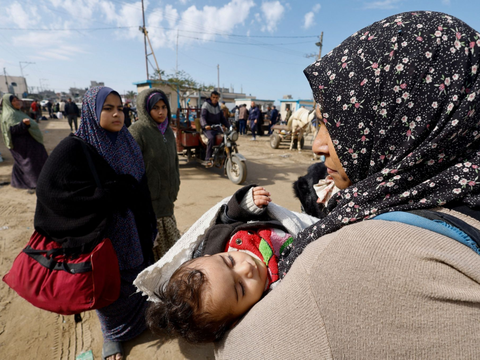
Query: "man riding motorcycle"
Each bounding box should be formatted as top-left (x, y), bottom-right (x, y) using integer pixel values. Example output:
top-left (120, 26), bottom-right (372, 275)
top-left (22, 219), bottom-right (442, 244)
top-left (200, 91), bottom-right (230, 167)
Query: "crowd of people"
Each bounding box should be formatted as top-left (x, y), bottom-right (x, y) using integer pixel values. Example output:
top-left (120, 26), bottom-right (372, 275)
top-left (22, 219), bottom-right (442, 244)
top-left (2, 9), bottom-right (480, 360)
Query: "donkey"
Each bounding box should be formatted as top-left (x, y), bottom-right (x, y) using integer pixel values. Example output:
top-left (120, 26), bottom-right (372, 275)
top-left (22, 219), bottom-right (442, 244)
top-left (288, 108), bottom-right (316, 151)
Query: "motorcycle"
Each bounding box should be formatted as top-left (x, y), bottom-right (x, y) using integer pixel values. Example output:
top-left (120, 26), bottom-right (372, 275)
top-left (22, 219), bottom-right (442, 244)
top-left (172, 108), bottom-right (247, 184)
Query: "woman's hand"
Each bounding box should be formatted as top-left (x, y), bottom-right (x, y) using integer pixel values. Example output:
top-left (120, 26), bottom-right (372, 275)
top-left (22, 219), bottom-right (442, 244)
top-left (23, 119), bottom-right (30, 126)
top-left (253, 186), bottom-right (271, 208)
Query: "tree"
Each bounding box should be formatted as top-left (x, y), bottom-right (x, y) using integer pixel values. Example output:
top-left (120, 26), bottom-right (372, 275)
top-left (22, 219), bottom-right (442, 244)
top-left (125, 91), bottom-right (136, 100)
top-left (151, 69), bottom-right (215, 108)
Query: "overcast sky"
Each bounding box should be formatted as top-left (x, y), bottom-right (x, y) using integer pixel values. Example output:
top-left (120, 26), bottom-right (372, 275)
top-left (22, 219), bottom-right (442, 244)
top-left (1, 0), bottom-right (479, 103)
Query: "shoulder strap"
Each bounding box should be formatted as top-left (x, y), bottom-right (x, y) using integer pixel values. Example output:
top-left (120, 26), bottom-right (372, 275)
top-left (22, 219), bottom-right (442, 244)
top-left (374, 211), bottom-right (480, 255)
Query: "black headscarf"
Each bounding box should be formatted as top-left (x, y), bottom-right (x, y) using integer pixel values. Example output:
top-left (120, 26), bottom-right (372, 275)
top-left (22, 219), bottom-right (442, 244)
top-left (279, 11), bottom-right (480, 277)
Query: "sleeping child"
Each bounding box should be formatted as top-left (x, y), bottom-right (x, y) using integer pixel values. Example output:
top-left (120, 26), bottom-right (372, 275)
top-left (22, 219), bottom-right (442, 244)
top-left (145, 185), bottom-right (294, 343)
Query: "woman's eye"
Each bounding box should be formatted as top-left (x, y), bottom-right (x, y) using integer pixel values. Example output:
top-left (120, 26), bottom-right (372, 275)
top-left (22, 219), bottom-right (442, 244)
top-left (228, 254), bottom-right (235, 267)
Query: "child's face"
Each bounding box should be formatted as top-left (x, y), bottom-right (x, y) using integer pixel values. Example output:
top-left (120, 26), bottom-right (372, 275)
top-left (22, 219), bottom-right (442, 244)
top-left (149, 99), bottom-right (168, 124)
top-left (195, 252), bottom-right (268, 319)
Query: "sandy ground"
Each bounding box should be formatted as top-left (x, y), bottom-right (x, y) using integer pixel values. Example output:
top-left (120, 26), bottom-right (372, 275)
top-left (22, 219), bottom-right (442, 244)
top-left (0, 116), bottom-right (317, 359)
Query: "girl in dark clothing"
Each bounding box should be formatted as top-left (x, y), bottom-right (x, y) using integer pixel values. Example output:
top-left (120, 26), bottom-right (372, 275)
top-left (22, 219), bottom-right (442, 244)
top-left (129, 89), bottom-right (181, 262)
top-left (34, 87), bottom-right (157, 360)
top-left (0, 94), bottom-right (48, 190)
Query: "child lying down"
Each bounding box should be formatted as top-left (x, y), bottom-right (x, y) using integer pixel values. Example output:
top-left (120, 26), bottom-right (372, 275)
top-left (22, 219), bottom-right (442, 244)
top-left (137, 185), bottom-right (319, 343)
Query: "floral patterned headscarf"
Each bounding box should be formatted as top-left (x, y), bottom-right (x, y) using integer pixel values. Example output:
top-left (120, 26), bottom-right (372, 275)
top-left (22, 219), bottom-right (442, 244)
top-left (279, 11), bottom-right (480, 277)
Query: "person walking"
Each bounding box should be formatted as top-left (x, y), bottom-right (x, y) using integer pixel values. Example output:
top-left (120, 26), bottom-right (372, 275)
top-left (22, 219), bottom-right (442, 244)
top-left (199, 91), bottom-right (230, 166)
top-left (268, 105), bottom-right (279, 134)
top-left (248, 101), bottom-right (260, 140)
top-left (34, 86), bottom-right (157, 360)
top-left (46, 100), bottom-right (53, 117)
top-left (129, 88), bottom-right (181, 262)
top-left (1, 94), bottom-right (48, 191)
top-left (65, 97), bottom-right (79, 132)
top-left (238, 104), bottom-right (248, 135)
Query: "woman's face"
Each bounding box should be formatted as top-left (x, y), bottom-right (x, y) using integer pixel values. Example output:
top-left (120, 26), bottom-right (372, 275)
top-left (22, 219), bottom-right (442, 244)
top-left (99, 93), bottom-right (124, 132)
top-left (11, 97), bottom-right (22, 110)
top-left (313, 108), bottom-right (352, 189)
top-left (149, 99), bottom-right (168, 124)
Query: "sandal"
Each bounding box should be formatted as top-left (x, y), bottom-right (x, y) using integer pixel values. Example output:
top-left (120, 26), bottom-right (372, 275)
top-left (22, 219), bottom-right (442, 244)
top-left (201, 160), bottom-right (213, 168)
top-left (102, 341), bottom-right (123, 360)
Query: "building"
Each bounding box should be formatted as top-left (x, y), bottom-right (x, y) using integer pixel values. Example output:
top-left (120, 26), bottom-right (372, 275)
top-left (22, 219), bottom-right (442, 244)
top-left (0, 75), bottom-right (28, 98)
top-left (278, 98), bottom-right (315, 120)
top-left (90, 81), bottom-right (105, 87)
top-left (133, 80), bottom-right (247, 114)
top-left (68, 87), bottom-right (88, 101)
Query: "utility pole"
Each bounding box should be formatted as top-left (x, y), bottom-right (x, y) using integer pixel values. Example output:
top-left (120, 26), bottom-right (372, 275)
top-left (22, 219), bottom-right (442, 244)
top-left (305, 31), bottom-right (324, 60)
top-left (19, 62), bottom-right (34, 96)
top-left (141, 0), bottom-right (148, 79)
top-left (217, 64), bottom-right (221, 101)
top-left (305, 32), bottom-right (324, 161)
top-left (176, 30), bottom-right (179, 76)
top-left (139, 0), bottom-right (161, 80)
top-left (3, 68), bottom-right (8, 90)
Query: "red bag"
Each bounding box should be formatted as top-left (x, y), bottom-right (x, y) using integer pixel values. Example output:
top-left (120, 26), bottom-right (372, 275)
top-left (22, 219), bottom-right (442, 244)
top-left (3, 231), bottom-right (120, 315)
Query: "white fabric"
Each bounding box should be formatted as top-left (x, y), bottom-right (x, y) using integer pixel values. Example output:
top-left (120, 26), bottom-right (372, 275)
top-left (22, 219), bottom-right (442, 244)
top-left (134, 196), bottom-right (320, 302)
top-left (313, 175), bottom-right (340, 205)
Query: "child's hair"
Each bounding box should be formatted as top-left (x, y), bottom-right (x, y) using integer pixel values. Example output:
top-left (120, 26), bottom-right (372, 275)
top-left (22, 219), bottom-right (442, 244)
top-left (145, 258), bottom-right (236, 343)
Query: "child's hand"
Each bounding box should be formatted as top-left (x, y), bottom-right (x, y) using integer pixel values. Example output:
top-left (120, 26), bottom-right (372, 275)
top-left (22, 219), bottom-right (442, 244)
top-left (253, 186), bottom-right (271, 208)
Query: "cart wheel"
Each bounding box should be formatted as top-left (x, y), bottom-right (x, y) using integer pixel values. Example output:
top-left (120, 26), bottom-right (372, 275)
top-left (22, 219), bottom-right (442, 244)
top-left (270, 133), bottom-right (281, 149)
top-left (226, 156), bottom-right (247, 184)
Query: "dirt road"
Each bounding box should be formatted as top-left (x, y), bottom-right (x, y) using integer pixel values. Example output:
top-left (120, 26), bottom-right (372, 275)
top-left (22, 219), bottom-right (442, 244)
top-left (0, 117), bottom-right (317, 359)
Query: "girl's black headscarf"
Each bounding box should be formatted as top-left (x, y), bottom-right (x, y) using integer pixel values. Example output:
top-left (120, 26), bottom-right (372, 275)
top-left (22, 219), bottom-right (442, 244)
top-left (279, 11), bottom-right (480, 277)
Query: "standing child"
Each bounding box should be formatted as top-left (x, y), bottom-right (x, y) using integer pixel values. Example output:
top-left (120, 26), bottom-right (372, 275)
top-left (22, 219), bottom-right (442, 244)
top-left (130, 89), bottom-right (181, 261)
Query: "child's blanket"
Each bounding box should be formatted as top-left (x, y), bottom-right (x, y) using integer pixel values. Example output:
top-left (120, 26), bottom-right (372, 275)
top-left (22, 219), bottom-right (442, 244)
top-left (134, 197), bottom-right (320, 302)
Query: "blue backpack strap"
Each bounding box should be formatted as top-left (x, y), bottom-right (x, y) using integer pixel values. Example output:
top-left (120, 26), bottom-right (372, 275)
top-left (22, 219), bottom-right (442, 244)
top-left (374, 211), bottom-right (480, 255)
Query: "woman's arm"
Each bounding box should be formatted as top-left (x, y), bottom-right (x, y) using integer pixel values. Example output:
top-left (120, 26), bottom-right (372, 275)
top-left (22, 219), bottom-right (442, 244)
top-left (9, 120), bottom-right (30, 136)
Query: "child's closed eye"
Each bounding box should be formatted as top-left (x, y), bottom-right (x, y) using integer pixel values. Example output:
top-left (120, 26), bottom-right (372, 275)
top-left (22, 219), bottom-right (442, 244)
top-left (228, 254), bottom-right (235, 267)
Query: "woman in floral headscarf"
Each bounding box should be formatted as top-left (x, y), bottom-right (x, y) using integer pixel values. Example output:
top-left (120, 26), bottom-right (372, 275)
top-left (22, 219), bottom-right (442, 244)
top-left (0, 94), bottom-right (48, 190)
top-left (216, 11), bottom-right (480, 359)
top-left (34, 87), bottom-right (157, 360)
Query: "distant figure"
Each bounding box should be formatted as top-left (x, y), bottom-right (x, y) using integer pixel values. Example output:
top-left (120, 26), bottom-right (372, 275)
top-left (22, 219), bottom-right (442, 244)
top-left (30, 100), bottom-right (39, 122)
top-left (1, 94), bottom-right (48, 190)
top-left (59, 100), bottom-right (65, 116)
top-left (123, 102), bottom-right (135, 128)
top-left (234, 105), bottom-right (239, 130)
top-left (238, 104), bottom-right (248, 135)
top-left (46, 100), bottom-right (53, 117)
top-left (285, 105), bottom-right (292, 125)
top-left (220, 101), bottom-right (230, 121)
top-left (65, 97), bottom-right (80, 132)
top-left (248, 101), bottom-right (260, 140)
top-left (269, 105), bottom-right (279, 134)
